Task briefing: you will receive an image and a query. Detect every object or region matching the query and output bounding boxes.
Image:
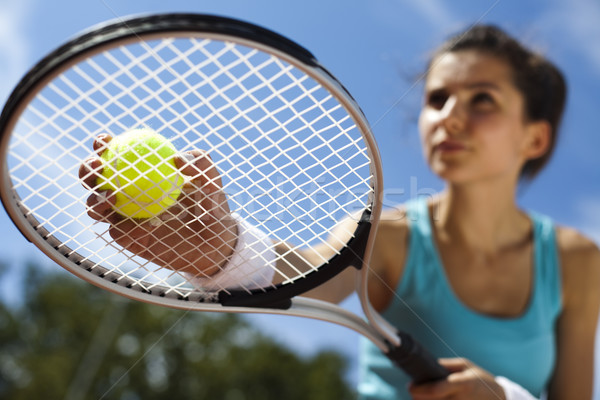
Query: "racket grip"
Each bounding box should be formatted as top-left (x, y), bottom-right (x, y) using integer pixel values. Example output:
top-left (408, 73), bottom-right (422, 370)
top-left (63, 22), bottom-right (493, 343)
top-left (386, 332), bottom-right (450, 384)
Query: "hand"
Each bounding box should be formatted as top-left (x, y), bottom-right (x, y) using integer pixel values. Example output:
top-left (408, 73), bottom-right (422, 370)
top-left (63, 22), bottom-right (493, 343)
top-left (79, 134), bottom-right (237, 277)
top-left (408, 358), bottom-right (506, 400)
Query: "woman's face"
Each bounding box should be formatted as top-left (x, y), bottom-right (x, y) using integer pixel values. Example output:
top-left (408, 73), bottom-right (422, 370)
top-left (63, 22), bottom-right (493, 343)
top-left (419, 50), bottom-right (537, 186)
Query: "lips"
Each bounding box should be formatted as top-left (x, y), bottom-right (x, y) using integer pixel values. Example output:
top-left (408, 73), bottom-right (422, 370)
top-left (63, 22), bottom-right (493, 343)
top-left (434, 140), bottom-right (467, 153)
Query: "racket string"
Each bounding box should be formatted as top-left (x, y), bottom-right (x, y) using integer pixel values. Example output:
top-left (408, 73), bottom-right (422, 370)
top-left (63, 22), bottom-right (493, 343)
top-left (7, 35), bottom-right (374, 299)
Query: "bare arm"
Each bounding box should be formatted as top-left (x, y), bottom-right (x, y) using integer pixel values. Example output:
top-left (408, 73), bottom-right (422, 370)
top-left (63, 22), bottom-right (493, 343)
top-left (274, 207), bottom-right (410, 307)
top-left (272, 216), bottom-right (362, 303)
top-left (548, 228), bottom-right (600, 400)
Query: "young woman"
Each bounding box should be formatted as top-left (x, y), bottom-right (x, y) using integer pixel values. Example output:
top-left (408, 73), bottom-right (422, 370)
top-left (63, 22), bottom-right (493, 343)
top-left (351, 25), bottom-right (600, 400)
top-left (80, 25), bottom-right (600, 399)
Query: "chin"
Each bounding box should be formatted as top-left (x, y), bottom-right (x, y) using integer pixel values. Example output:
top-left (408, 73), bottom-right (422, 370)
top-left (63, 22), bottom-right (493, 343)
top-left (432, 164), bottom-right (519, 187)
top-left (430, 160), bottom-right (469, 181)
top-left (430, 164), bottom-right (484, 185)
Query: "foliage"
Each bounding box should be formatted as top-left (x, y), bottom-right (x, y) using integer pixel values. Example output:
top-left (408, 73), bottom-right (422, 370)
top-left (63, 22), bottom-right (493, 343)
top-left (0, 264), bottom-right (356, 400)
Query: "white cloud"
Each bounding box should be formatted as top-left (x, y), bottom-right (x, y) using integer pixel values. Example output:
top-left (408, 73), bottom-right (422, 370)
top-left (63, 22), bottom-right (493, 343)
top-left (405, 0), bottom-right (458, 28)
top-left (542, 0), bottom-right (600, 76)
top-left (367, 0), bottom-right (460, 41)
top-left (0, 0), bottom-right (34, 102)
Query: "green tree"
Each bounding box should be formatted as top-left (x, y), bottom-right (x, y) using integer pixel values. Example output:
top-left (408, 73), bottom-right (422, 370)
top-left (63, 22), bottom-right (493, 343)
top-left (0, 264), bottom-right (356, 400)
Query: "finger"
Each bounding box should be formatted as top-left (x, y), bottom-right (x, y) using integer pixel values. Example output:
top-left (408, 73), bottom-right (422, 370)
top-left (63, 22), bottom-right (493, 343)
top-left (79, 157), bottom-right (103, 190)
top-left (93, 133), bottom-right (112, 156)
top-left (177, 150), bottom-right (224, 193)
top-left (108, 218), bottom-right (154, 252)
top-left (86, 191), bottom-right (117, 222)
top-left (438, 357), bottom-right (472, 373)
top-left (80, 133), bottom-right (112, 189)
top-left (108, 218), bottom-right (186, 265)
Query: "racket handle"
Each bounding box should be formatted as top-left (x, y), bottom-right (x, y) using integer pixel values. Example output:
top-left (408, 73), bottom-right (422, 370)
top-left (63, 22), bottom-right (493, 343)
top-left (387, 332), bottom-right (450, 384)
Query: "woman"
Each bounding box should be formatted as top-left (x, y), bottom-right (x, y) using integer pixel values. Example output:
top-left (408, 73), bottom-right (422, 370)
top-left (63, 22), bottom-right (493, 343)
top-left (80, 25), bottom-right (600, 399)
top-left (352, 25), bottom-right (600, 400)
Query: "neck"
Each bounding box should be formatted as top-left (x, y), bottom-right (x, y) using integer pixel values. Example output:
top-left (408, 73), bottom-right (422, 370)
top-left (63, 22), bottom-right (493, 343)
top-left (433, 181), bottom-right (530, 253)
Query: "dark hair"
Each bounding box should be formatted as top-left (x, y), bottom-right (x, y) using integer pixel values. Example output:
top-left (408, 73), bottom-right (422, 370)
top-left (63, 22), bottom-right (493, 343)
top-left (427, 25), bottom-right (567, 180)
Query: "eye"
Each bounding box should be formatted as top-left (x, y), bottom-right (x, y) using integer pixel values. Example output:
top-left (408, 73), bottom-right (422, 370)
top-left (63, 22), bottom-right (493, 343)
top-left (471, 92), bottom-right (496, 110)
top-left (426, 89), bottom-right (448, 110)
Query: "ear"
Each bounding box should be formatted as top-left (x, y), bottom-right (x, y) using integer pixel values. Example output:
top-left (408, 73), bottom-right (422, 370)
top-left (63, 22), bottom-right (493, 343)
top-left (523, 120), bottom-right (551, 160)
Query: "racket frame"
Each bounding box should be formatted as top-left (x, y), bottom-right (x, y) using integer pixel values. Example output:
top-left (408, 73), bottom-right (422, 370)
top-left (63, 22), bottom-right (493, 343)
top-left (0, 13), bottom-right (448, 383)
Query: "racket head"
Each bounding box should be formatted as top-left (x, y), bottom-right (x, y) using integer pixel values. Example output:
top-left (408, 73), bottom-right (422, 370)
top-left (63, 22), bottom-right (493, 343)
top-left (0, 13), bottom-right (383, 311)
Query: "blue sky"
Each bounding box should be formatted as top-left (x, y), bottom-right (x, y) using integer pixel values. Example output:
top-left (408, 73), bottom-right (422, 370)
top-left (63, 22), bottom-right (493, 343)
top-left (1, 0), bottom-right (599, 390)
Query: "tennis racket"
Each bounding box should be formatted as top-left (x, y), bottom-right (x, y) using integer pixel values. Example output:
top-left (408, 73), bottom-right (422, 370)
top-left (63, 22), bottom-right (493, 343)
top-left (0, 13), bottom-right (448, 383)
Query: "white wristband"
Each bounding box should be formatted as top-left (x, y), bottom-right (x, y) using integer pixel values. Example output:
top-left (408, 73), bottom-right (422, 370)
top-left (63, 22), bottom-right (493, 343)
top-left (195, 214), bottom-right (276, 291)
top-left (495, 376), bottom-right (537, 400)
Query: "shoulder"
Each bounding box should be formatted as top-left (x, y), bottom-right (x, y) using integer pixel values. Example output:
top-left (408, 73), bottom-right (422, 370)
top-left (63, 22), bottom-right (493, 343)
top-left (377, 206), bottom-right (411, 253)
top-left (366, 206), bottom-right (413, 309)
top-left (555, 226), bottom-right (600, 308)
top-left (547, 226), bottom-right (599, 400)
top-left (555, 226), bottom-right (600, 270)
top-left (380, 205), bottom-right (411, 231)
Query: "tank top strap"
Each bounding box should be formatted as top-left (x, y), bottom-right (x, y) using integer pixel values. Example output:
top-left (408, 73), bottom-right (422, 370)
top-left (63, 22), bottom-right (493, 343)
top-left (396, 197), bottom-right (439, 298)
top-left (529, 211), bottom-right (562, 323)
top-left (405, 196), bottom-right (431, 235)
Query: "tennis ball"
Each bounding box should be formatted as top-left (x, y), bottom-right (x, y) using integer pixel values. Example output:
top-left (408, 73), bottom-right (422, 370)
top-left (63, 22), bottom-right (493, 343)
top-left (96, 128), bottom-right (184, 219)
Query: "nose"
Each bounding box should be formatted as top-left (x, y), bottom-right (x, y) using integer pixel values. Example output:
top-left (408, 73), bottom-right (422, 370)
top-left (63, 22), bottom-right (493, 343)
top-left (440, 96), bottom-right (465, 134)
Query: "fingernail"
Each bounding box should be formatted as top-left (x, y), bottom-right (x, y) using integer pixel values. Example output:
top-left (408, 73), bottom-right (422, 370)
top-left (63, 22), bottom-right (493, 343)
top-left (95, 191), bottom-right (110, 204)
top-left (148, 217), bottom-right (163, 227)
top-left (182, 152), bottom-right (196, 162)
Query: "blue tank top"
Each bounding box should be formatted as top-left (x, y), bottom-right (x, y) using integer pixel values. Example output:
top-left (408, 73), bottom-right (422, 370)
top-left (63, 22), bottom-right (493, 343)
top-left (358, 198), bottom-right (562, 399)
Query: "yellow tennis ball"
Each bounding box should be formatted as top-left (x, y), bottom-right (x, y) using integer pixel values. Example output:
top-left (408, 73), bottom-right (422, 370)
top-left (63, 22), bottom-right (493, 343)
top-left (96, 128), bottom-right (184, 219)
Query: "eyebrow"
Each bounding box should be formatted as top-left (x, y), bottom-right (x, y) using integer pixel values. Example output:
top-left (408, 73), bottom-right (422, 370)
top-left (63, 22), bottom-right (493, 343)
top-left (465, 81), bottom-right (501, 91)
top-left (424, 81), bottom-right (503, 93)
